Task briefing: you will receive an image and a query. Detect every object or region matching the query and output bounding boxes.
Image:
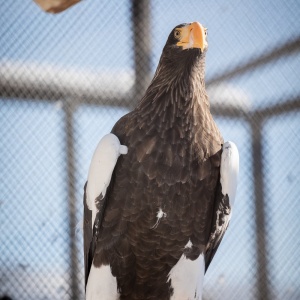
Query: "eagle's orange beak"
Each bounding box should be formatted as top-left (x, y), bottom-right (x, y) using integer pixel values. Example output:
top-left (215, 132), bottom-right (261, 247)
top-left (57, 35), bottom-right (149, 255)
top-left (176, 22), bottom-right (207, 52)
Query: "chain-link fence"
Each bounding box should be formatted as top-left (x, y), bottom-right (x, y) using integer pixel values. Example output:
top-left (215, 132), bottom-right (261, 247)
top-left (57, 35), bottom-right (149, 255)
top-left (1, 0), bottom-right (300, 299)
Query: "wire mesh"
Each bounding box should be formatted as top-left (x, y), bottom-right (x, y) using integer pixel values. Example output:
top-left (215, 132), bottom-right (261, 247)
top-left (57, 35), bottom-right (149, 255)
top-left (0, 0), bottom-right (300, 299)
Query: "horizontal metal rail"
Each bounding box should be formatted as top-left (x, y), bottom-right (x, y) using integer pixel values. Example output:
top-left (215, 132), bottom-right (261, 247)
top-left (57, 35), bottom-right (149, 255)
top-left (1, 37), bottom-right (299, 112)
top-left (206, 36), bottom-right (300, 85)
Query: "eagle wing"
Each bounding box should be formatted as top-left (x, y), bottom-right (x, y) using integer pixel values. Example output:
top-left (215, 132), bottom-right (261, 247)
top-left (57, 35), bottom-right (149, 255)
top-left (83, 133), bottom-right (128, 287)
top-left (205, 141), bottom-right (239, 271)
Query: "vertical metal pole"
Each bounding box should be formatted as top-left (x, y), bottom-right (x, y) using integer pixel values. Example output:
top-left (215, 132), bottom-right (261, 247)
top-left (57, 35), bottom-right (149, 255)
top-left (130, 0), bottom-right (152, 106)
top-left (251, 116), bottom-right (270, 300)
top-left (64, 99), bottom-right (80, 300)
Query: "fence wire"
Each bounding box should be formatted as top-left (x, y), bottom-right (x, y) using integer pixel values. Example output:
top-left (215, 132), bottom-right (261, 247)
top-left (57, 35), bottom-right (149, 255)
top-left (0, 1), bottom-right (300, 299)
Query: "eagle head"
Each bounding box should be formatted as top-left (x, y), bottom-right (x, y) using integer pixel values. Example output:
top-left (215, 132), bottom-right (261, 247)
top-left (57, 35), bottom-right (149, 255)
top-left (147, 22), bottom-right (208, 97)
top-left (165, 22), bottom-right (208, 53)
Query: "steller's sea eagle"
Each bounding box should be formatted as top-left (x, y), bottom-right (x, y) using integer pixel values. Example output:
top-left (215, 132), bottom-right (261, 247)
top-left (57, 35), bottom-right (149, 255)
top-left (83, 21), bottom-right (239, 300)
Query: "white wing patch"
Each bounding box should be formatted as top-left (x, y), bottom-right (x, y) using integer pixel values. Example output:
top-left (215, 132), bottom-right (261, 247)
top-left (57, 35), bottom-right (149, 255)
top-left (168, 253), bottom-right (205, 300)
top-left (86, 133), bottom-right (128, 227)
top-left (86, 262), bottom-right (119, 300)
top-left (220, 141), bottom-right (239, 208)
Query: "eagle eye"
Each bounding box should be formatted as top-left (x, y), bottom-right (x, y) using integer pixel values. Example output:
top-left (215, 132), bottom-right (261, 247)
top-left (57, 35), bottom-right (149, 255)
top-left (174, 29), bottom-right (181, 40)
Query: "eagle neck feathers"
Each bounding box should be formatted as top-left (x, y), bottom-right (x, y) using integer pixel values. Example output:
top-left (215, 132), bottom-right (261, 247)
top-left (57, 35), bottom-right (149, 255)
top-left (134, 51), bottom-right (222, 152)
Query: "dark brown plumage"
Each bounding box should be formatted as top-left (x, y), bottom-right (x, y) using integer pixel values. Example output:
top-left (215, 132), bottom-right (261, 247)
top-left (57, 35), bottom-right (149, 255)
top-left (84, 22), bottom-right (233, 300)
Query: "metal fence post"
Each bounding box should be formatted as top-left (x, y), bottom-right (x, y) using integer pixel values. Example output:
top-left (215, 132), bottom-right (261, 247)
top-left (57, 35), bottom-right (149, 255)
top-left (130, 0), bottom-right (152, 106)
top-left (64, 99), bottom-right (80, 300)
top-left (251, 116), bottom-right (271, 300)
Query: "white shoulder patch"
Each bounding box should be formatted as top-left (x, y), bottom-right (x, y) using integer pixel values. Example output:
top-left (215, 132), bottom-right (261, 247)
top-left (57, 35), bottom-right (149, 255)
top-left (86, 133), bottom-right (128, 227)
top-left (86, 263), bottom-right (119, 300)
top-left (220, 141), bottom-right (239, 207)
top-left (168, 253), bottom-right (205, 300)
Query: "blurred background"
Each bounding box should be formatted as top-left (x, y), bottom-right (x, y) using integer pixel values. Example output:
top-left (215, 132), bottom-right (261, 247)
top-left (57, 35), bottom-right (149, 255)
top-left (0, 0), bottom-right (299, 299)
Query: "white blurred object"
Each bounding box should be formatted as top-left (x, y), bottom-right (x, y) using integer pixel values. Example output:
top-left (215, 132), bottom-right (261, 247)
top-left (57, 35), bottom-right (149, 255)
top-left (34, 0), bottom-right (81, 13)
top-left (207, 83), bottom-right (251, 112)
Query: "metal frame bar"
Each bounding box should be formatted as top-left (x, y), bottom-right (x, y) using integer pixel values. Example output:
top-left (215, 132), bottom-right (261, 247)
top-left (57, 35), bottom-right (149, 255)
top-left (64, 99), bottom-right (81, 300)
top-left (206, 37), bottom-right (300, 85)
top-left (131, 0), bottom-right (152, 107)
top-left (250, 117), bottom-right (270, 300)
